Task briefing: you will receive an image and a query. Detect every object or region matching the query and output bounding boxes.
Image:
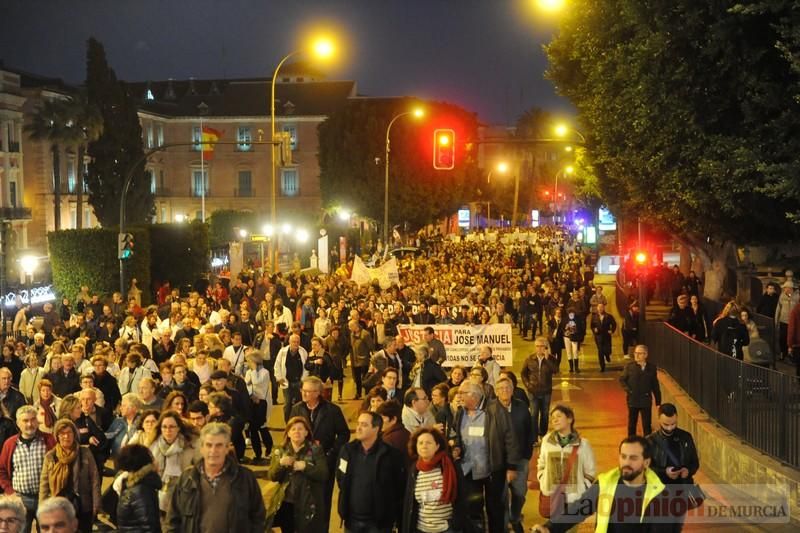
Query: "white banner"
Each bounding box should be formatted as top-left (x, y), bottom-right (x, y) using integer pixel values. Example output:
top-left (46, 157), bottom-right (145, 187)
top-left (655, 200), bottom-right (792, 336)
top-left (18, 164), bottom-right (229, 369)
top-left (397, 323), bottom-right (513, 367)
top-left (350, 256), bottom-right (400, 289)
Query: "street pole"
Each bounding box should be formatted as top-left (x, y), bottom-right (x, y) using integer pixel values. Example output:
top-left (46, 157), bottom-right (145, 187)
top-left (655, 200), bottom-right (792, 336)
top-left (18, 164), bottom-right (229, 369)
top-left (269, 51), bottom-right (299, 273)
top-left (384, 110), bottom-right (419, 252)
top-left (554, 170), bottom-right (560, 224)
top-left (511, 172), bottom-right (520, 228)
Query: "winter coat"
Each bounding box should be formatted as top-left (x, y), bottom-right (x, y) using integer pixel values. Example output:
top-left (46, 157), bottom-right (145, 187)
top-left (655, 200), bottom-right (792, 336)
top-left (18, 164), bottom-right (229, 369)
top-left (39, 446), bottom-right (102, 517)
top-left (619, 361), bottom-right (662, 408)
top-left (521, 355), bottom-right (558, 397)
top-left (267, 441), bottom-right (328, 531)
top-left (536, 430), bottom-right (596, 503)
top-left (165, 457), bottom-right (266, 533)
top-left (116, 464), bottom-right (162, 533)
top-left (448, 401), bottom-right (520, 474)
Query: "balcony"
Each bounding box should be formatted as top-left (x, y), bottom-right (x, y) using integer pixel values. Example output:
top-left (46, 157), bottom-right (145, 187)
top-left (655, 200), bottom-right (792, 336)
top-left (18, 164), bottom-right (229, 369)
top-left (7, 142), bottom-right (20, 153)
top-left (234, 187), bottom-right (255, 198)
top-left (0, 207), bottom-right (32, 220)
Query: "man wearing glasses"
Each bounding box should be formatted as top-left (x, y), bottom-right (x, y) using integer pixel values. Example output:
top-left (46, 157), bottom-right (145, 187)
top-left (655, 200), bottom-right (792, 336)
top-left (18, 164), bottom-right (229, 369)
top-left (401, 387), bottom-right (435, 432)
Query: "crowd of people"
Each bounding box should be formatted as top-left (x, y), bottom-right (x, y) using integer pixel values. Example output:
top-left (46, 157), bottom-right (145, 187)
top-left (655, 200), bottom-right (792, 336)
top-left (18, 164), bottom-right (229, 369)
top-left (0, 226), bottom-right (704, 532)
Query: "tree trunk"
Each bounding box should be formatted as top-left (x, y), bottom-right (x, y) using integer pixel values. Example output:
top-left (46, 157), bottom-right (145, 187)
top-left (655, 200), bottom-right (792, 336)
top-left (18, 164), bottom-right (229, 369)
top-left (76, 145), bottom-right (84, 230)
top-left (679, 244), bottom-right (692, 276)
top-left (687, 239), bottom-right (737, 301)
top-left (52, 145), bottom-right (61, 231)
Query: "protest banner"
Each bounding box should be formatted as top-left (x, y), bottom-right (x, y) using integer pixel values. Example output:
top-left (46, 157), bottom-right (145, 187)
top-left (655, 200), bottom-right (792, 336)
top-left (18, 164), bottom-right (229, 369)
top-left (350, 256), bottom-right (400, 289)
top-left (397, 323), bottom-right (513, 367)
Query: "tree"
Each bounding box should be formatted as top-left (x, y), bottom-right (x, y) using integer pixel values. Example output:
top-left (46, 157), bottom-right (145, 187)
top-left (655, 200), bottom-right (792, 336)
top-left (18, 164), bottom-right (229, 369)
top-left (60, 91), bottom-right (103, 229)
top-left (25, 98), bottom-right (69, 230)
top-left (318, 98), bottom-right (480, 232)
top-left (545, 0), bottom-right (800, 298)
top-left (207, 209), bottom-right (259, 248)
top-left (84, 37), bottom-right (153, 226)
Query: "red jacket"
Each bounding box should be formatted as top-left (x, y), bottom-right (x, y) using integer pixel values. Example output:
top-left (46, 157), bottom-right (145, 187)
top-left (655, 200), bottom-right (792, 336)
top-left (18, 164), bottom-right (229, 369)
top-left (787, 303), bottom-right (800, 351)
top-left (0, 432), bottom-right (56, 494)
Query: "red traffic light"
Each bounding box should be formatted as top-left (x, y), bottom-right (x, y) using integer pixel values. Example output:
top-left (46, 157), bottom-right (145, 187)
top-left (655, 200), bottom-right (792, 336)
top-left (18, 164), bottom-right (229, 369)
top-left (433, 129), bottom-right (455, 170)
top-left (634, 251), bottom-right (648, 265)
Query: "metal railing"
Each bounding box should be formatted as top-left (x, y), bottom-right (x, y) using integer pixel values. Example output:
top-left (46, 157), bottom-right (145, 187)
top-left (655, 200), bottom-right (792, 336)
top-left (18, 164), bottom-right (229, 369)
top-left (646, 321), bottom-right (800, 468)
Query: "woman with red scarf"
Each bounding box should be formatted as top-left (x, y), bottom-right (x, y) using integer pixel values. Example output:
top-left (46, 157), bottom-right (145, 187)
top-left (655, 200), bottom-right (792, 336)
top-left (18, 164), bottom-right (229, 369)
top-left (402, 427), bottom-right (459, 533)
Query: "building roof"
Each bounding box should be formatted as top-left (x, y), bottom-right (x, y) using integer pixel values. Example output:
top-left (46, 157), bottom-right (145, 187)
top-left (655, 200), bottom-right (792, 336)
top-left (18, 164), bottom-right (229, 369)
top-left (0, 63), bottom-right (75, 95)
top-left (130, 77), bottom-right (357, 118)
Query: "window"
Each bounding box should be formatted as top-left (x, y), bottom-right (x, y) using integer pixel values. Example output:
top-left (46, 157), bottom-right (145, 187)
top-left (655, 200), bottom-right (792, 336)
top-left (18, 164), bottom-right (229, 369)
top-left (157, 124), bottom-right (164, 146)
top-left (146, 123), bottom-right (154, 148)
top-left (192, 169), bottom-right (208, 197)
top-left (145, 89), bottom-right (155, 101)
top-left (8, 182), bottom-right (16, 207)
top-left (282, 124), bottom-right (297, 150)
top-left (70, 207), bottom-right (77, 229)
top-left (148, 169), bottom-right (156, 194)
top-left (83, 208), bottom-right (91, 227)
top-left (160, 205), bottom-right (167, 223)
top-left (238, 171), bottom-right (252, 197)
top-left (67, 159), bottom-right (76, 193)
top-left (237, 126), bottom-right (252, 151)
top-left (281, 168), bottom-right (299, 197)
top-left (192, 126), bottom-right (201, 151)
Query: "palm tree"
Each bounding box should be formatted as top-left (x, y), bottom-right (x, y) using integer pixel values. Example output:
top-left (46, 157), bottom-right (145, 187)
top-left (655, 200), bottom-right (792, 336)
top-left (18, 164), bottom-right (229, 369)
top-left (61, 92), bottom-right (102, 229)
top-left (25, 99), bottom-right (70, 230)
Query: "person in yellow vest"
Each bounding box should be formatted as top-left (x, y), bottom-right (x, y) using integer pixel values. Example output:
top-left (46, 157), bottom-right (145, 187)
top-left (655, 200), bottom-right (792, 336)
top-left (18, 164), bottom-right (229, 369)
top-left (532, 436), bottom-right (678, 533)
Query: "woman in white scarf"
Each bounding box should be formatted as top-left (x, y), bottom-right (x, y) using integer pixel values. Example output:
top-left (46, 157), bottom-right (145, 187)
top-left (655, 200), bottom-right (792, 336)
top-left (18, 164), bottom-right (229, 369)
top-left (148, 410), bottom-right (197, 513)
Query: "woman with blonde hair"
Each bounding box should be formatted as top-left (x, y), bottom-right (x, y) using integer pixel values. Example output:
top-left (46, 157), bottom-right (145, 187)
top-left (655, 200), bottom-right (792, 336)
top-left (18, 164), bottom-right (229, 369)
top-left (711, 300), bottom-right (750, 359)
top-left (20, 353), bottom-right (44, 403)
top-left (203, 332), bottom-right (225, 354)
top-left (35, 379), bottom-right (60, 433)
top-left (57, 394), bottom-right (81, 421)
top-left (39, 419), bottom-right (101, 532)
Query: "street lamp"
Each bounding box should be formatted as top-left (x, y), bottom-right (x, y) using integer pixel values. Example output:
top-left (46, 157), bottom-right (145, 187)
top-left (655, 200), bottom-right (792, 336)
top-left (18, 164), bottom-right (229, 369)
top-left (269, 36), bottom-right (336, 271)
top-left (19, 255), bottom-right (39, 306)
top-left (553, 165), bottom-right (574, 224)
top-left (485, 161), bottom-right (510, 229)
top-left (554, 123), bottom-right (587, 143)
top-left (384, 107), bottom-right (424, 250)
top-left (536, 0), bottom-right (567, 12)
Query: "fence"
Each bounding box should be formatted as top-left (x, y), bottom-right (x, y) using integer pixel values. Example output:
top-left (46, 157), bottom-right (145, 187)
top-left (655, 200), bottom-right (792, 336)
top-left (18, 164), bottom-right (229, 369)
top-left (645, 321), bottom-right (800, 468)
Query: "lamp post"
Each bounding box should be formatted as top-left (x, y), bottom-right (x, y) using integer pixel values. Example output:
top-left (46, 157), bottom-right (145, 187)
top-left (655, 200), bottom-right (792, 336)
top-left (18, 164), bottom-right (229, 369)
top-left (554, 123), bottom-right (586, 144)
top-left (553, 165), bottom-right (574, 225)
top-left (269, 38), bottom-right (334, 272)
top-left (384, 107), bottom-right (424, 250)
top-left (485, 161), bottom-right (509, 228)
top-left (19, 255), bottom-right (39, 307)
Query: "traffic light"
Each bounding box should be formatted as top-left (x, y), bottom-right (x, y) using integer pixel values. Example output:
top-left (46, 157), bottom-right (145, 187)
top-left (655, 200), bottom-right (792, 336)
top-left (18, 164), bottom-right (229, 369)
top-left (634, 250), bottom-right (648, 266)
top-left (118, 232), bottom-right (134, 260)
top-left (433, 129), bottom-right (455, 170)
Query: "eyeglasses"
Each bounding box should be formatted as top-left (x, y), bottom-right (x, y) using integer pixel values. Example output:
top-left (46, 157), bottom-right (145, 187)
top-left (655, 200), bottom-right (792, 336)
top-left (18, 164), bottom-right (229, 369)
top-left (0, 517), bottom-right (20, 526)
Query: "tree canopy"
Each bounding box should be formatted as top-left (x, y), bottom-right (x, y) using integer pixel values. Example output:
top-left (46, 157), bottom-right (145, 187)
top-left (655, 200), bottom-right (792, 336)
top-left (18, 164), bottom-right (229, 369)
top-left (545, 0), bottom-right (800, 248)
top-left (318, 98), bottom-right (482, 231)
top-left (85, 37), bottom-right (153, 227)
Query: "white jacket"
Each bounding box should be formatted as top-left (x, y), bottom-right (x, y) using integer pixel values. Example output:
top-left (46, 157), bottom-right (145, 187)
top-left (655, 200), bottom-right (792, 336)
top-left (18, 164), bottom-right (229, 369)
top-left (273, 345), bottom-right (309, 388)
top-left (537, 431), bottom-right (597, 503)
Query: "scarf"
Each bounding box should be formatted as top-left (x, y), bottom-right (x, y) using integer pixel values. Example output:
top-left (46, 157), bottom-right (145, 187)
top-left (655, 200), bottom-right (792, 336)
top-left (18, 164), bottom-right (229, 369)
top-left (49, 444), bottom-right (77, 497)
top-left (156, 436), bottom-right (185, 478)
top-left (416, 450), bottom-right (457, 504)
top-left (40, 397), bottom-right (56, 428)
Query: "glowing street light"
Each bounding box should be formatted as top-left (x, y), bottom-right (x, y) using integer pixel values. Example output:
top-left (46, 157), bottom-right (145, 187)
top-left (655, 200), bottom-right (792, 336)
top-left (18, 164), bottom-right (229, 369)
top-left (337, 209), bottom-right (352, 222)
top-left (238, 228), bottom-right (248, 239)
top-left (554, 122), bottom-right (587, 143)
top-left (262, 224), bottom-right (275, 237)
top-left (384, 106), bottom-right (425, 249)
top-left (269, 34), bottom-right (338, 271)
top-left (536, 0), bottom-right (567, 12)
top-left (295, 228), bottom-right (310, 243)
top-left (487, 161), bottom-right (510, 183)
top-left (174, 213), bottom-right (186, 223)
top-left (281, 223), bottom-right (293, 235)
top-left (20, 255), bottom-right (39, 277)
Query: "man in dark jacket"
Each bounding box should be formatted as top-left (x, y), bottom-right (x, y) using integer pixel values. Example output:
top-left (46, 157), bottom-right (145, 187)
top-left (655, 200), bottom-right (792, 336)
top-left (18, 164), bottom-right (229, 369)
top-left (90, 356), bottom-right (121, 413)
top-left (336, 411), bottom-right (406, 532)
top-left (520, 338), bottom-right (558, 442)
top-left (619, 345), bottom-right (662, 436)
top-left (590, 303), bottom-right (617, 371)
top-left (49, 355), bottom-right (80, 398)
top-left (449, 381), bottom-right (520, 533)
top-left (495, 377), bottom-right (533, 533)
top-left (646, 403), bottom-right (700, 532)
top-left (0, 369), bottom-right (26, 420)
top-left (349, 320), bottom-right (374, 400)
top-left (289, 376), bottom-right (350, 528)
top-left (166, 422), bottom-right (265, 533)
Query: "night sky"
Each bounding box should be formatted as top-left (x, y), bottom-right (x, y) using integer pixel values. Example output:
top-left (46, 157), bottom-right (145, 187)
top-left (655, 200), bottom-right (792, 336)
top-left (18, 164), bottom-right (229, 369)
top-left (3, 0), bottom-right (572, 124)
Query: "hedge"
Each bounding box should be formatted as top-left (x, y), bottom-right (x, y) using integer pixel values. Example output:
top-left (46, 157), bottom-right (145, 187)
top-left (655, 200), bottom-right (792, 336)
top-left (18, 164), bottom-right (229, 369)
top-left (48, 227), bottom-right (151, 305)
top-left (149, 221), bottom-right (210, 289)
top-left (48, 223), bottom-right (210, 304)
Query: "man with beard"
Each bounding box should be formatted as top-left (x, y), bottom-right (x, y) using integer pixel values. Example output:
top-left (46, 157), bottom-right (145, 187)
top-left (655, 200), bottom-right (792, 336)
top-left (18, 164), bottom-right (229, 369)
top-left (646, 403), bottom-right (700, 532)
top-left (532, 436), bottom-right (675, 532)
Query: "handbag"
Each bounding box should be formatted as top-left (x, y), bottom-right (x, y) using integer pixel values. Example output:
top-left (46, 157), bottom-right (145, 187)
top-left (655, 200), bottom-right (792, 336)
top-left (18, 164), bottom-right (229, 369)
top-left (538, 444), bottom-right (579, 518)
top-left (654, 437), bottom-right (705, 509)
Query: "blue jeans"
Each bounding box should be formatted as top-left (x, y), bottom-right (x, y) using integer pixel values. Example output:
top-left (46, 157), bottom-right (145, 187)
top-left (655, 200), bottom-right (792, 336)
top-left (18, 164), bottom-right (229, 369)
top-left (530, 393), bottom-right (552, 441)
top-left (505, 459), bottom-right (530, 526)
top-left (18, 492), bottom-right (38, 533)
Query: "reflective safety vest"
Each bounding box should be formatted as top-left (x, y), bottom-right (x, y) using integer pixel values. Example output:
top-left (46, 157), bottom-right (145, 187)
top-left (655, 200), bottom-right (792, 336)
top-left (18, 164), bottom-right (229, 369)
top-left (594, 468), bottom-right (665, 533)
